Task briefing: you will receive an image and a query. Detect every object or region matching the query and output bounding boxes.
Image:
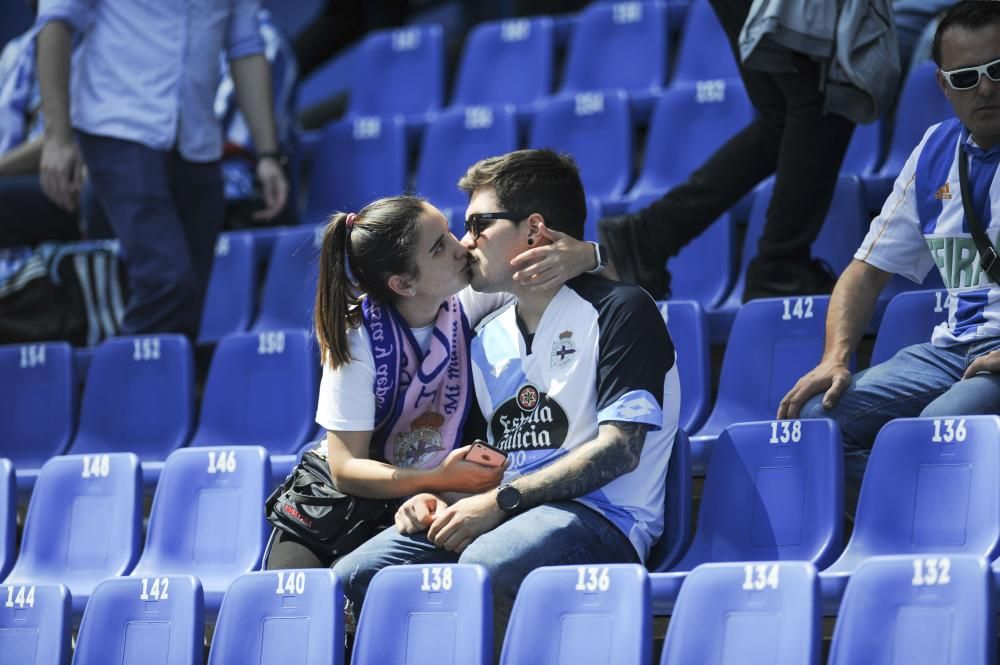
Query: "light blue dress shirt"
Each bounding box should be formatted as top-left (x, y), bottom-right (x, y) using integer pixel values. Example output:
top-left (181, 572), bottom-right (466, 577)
top-left (36, 0), bottom-right (265, 162)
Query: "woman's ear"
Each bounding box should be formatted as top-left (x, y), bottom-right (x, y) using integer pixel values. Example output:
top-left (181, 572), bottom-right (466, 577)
top-left (387, 274), bottom-right (416, 297)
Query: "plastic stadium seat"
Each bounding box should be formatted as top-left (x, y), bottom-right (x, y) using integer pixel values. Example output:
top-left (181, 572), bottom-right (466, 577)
top-left (529, 91), bottom-right (632, 204)
top-left (820, 416), bottom-right (1000, 612)
top-left (0, 342), bottom-right (75, 490)
top-left (660, 562), bottom-right (820, 665)
top-left (583, 197), bottom-right (602, 242)
top-left (647, 429), bottom-right (692, 572)
top-left (349, 25), bottom-right (444, 127)
top-left (870, 289), bottom-right (950, 365)
top-left (0, 583), bottom-right (72, 665)
top-left (190, 330), bottom-right (318, 456)
top-left (830, 555), bottom-right (994, 665)
top-left (354, 564), bottom-right (490, 665)
top-left (501, 564), bottom-right (650, 665)
top-left (862, 62), bottom-right (955, 208)
top-left (0, 459), bottom-right (12, 581)
top-left (130, 446), bottom-right (271, 612)
top-left (302, 115), bottom-right (407, 226)
top-left (209, 569), bottom-right (342, 665)
top-left (72, 576), bottom-right (203, 665)
top-left (199, 232), bottom-right (258, 344)
top-left (651, 420), bottom-right (842, 610)
top-left (451, 18), bottom-right (554, 117)
top-left (670, 0), bottom-right (739, 84)
top-left (253, 226), bottom-right (322, 332)
top-left (66, 335), bottom-right (194, 477)
top-left (415, 105), bottom-right (519, 212)
top-left (840, 120), bottom-right (882, 176)
top-left (4, 453), bottom-right (142, 615)
top-left (561, 1), bottom-right (669, 116)
top-left (658, 302), bottom-right (710, 433)
top-left (691, 297), bottom-right (830, 472)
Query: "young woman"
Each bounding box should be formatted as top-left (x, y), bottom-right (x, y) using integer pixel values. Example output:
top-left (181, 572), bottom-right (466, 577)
top-left (265, 195), bottom-right (599, 568)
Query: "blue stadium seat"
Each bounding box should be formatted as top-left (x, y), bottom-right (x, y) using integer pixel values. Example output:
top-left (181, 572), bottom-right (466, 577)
top-left (451, 18), bottom-right (554, 118)
top-left (561, 1), bottom-right (669, 117)
top-left (840, 120), bottom-right (882, 177)
top-left (583, 196), bottom-right (602, 242)
top-left (647, 429), bottom-right (692, 572)
top-left (209, 569), bottom-right (343, 665)
top-left (658, 302), bottom-right (710, 433)
top-left (199, 232), bottom-right (258, 344)
top-left (253, 226), bottom-right (322, 332)
top-left (871, 289), bottom-right (950, 365)
top-left (820, 416), bottom-right (1000, 613)
top-left (651, 420), bottom-right (842, 609)
top-left (302, 115), bottom-right (408, 226)
top-left (72, 576), bottom-right (203, 665)
top-left (501, 564), bottom-right (650, 665)
top-left (670, 0), bottom-right (739, 84)
top-left (349, 25), bottom-right (444, 127)
top-left (691, 297), bottom-right (831, 472)
top-left (4, 453), bottom-right (142, 615)
top-left (862, 62), bottom-right (955, 209)
top-left (0, 459), bottom-right (12, 581)
top-left (529, 91), bottom-right (632, 205)
top-left (660, 562), bottom-right (820, 665)
top-left (130, 446), bottom-right (271, 612)
top-left (190, 330), bottom-right (318, 457)
top-left (830, 555), bottom-right (994, 665)
top-left (354, 564), bottom-right (491, 665)
top-left (0, 583), bottom-right (72, 665)
top-left (66, 335), bottom-right (194, 485)
top-left (0, 342), bottom-right (75, 490)
top-left (415, 105), bottom-right (519, 213)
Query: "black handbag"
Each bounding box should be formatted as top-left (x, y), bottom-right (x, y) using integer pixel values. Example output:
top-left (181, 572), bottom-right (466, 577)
top-left (265, 450), bottom-right (395, 556)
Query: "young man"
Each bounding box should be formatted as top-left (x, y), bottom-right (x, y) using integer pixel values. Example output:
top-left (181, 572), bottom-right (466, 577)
top-left (780, 0), bottom-right (1000, 494)
top-left (333, 149), bottom-right (680, 654)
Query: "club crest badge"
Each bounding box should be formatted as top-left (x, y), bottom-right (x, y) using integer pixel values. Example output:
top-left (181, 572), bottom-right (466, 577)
top-left (516, 384), bottom-right (540, 411)
top-left (394, 410), bottom-right (446, 467)
top-left (551, 330), bottom-right (577, 368)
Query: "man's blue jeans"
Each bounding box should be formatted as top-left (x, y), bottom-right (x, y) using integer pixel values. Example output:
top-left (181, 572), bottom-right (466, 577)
top-left (333, 501), bottom-right (639, 659)
top-left (800, 337), bottom-right (1000, 496)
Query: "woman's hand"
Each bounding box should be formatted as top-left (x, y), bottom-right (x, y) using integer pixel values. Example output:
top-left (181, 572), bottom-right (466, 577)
top-left (511, 221), bottom-right (598, 291)
top-left (431, 445), bottom-right (507, 493)
top-left (395, 493), bottom-right (449, 534)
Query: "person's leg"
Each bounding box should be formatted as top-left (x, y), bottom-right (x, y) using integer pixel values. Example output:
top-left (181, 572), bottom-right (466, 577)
top-left (458, 501), bottom-right (639, 662)
top-left (0, 174), bottom-right (81, 248)
top-left (264, 529), bottom-right (336, 569)
top-left (77, 132), bottom-right (199, 337)
top-left (920, 338), bottom-right (1000, 417)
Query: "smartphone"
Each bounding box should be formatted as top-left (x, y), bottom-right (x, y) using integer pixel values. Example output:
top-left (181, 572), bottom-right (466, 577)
top-left (464, 440), bottom-right (508, 468)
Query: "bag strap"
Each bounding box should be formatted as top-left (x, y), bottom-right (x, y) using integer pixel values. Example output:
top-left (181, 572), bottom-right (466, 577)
top-left (958, 147), bottom-right (1000, 284)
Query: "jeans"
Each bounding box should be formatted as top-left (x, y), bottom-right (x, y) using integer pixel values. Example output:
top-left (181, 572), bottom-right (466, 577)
top-left (76, 131), bottom-right (224, 338)
top-left (800, 337), bottom-right (1000, 506)
top-left (332, 501), bottom-right (639, 662)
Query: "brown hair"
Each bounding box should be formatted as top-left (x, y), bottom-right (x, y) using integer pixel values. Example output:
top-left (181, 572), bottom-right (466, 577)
top-left (314, 196), bottom-right (426, 368)
top-left (932, 1), bottom-right (1000, 66)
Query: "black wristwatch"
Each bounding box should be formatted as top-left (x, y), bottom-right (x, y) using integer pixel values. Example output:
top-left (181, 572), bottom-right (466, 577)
top-left (257, 150), bottom-right (288, 167)
top-left (496, 483), bottom-right (522, 512)
top-left (587, 241), bottom-right (608, 274)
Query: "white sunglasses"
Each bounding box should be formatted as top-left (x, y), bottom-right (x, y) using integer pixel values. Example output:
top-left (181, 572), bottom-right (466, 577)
top-left (940, 56), bottom-right (1000, 90)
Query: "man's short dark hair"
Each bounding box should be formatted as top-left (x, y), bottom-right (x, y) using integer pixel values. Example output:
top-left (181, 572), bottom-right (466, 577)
top-left (932, 1), bottom-right (1000, 66)
top-left (458, 148), bottom-right (588, 241)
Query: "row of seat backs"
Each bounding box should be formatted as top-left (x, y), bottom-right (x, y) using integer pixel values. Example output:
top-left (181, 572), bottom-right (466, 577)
top-left (1, 447), bottom-right (271, 616)
top-left (6, 556), bottom-right (993, 665)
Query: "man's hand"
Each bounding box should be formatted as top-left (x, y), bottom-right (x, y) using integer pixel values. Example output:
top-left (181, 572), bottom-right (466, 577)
top-left (511, 221), bottom-right (596, 290)
top-left (253, 157), bottom-right (288, 220)
top-left (395, 493), bottom-right (449, 534)
top-left (426, 491), bottom-right (504, 553)
top-left (963, 350), bottom-right (1000, 379)
top-left (40, 135), bottom-right (85, 212)
top-left (777, 360), bottom-right (853, 419)
top-left (432, 445), bottom-right (508, 494)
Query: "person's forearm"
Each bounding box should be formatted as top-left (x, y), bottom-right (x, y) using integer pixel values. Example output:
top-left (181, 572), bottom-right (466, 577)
top-left (821, 259), bottom-right (892, 365)
top-left (229, 53), bottom-right (279, 154)
top-left (330, 457), bottom-right (442, 499)
top-left (36, 21), bottom-right (74, 141)
top-left (0, 138), bottom-right (44, 176)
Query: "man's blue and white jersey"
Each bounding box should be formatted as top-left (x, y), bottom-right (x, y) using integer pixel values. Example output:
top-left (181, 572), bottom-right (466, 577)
top-left (470, 274), bottom-right (681, 560)
top-left (856, 117), bottom-right (1000, 347)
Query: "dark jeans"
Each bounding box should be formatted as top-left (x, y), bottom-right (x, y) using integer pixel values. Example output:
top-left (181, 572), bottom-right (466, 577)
top-left (0, 175), bottom-right (81, 248)
top-left (641, 0), bottom-right (856, 264)
top-left (77, 132), bottom-right (224, 339)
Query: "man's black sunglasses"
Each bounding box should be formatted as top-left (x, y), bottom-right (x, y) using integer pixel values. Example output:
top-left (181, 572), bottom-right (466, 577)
top-left (464, 212), bottom-right (529, 239)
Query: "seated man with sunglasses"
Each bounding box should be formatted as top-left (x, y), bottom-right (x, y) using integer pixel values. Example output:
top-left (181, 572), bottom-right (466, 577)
top-left (779, 0), bottom-right (1000, 505)
top-left (333, 149), bottom-right (680, 658)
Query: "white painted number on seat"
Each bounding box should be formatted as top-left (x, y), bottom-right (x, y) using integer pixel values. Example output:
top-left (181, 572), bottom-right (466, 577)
top-left (133, 337), bottom-right (161, 361)
top-left (19, 345), bottom-right (46, 368)
top-left (207, 450), bottom-right (237, 474)
top-left (575, 566), bottom-right (611, 592)
top-left (742, 564), bottom-right (780, 590)
top-left (695, 79), bottom-right (726, 103)
top-left (257, 331), bottom-right (285, 354)
top-left (912, 558), bottom-right (951, 586)
top-left (81, 455), bottom-right (110, 478)
top-left (612, 2), bottom-right (642, 24)
top-left (420, 567), bottom-right (453, 591)
top-left (931, 418), bottom-right (967, 443)
top-left (139, 577), bottom-right (170, 601)
top-left (4, 585), bottom-right (35, 608)
top-left (769, 421), bottom-right (802, 444)
top-left (275, 571), bottom-right (306, 595)
top-left (781, 297), bottom-right (814, 320)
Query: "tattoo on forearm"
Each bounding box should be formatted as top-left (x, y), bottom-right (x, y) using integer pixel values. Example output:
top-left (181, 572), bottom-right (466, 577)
top-left (518, 421), bottom-right (648, 509)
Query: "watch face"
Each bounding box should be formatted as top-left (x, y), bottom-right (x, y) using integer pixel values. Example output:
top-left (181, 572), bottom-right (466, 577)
top-left (497, 485), bottom-right (521, 511)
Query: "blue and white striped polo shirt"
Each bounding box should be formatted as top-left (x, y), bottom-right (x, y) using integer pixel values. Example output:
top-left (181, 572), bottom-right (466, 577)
top-left (856, 117), bottom-right (1000, 347)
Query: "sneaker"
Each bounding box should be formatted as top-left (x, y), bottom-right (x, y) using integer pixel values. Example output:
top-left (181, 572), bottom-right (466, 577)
top-left (598, 213), bottom-right (672, 299)
top-left (742, 257), bottom-right (838, 303)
